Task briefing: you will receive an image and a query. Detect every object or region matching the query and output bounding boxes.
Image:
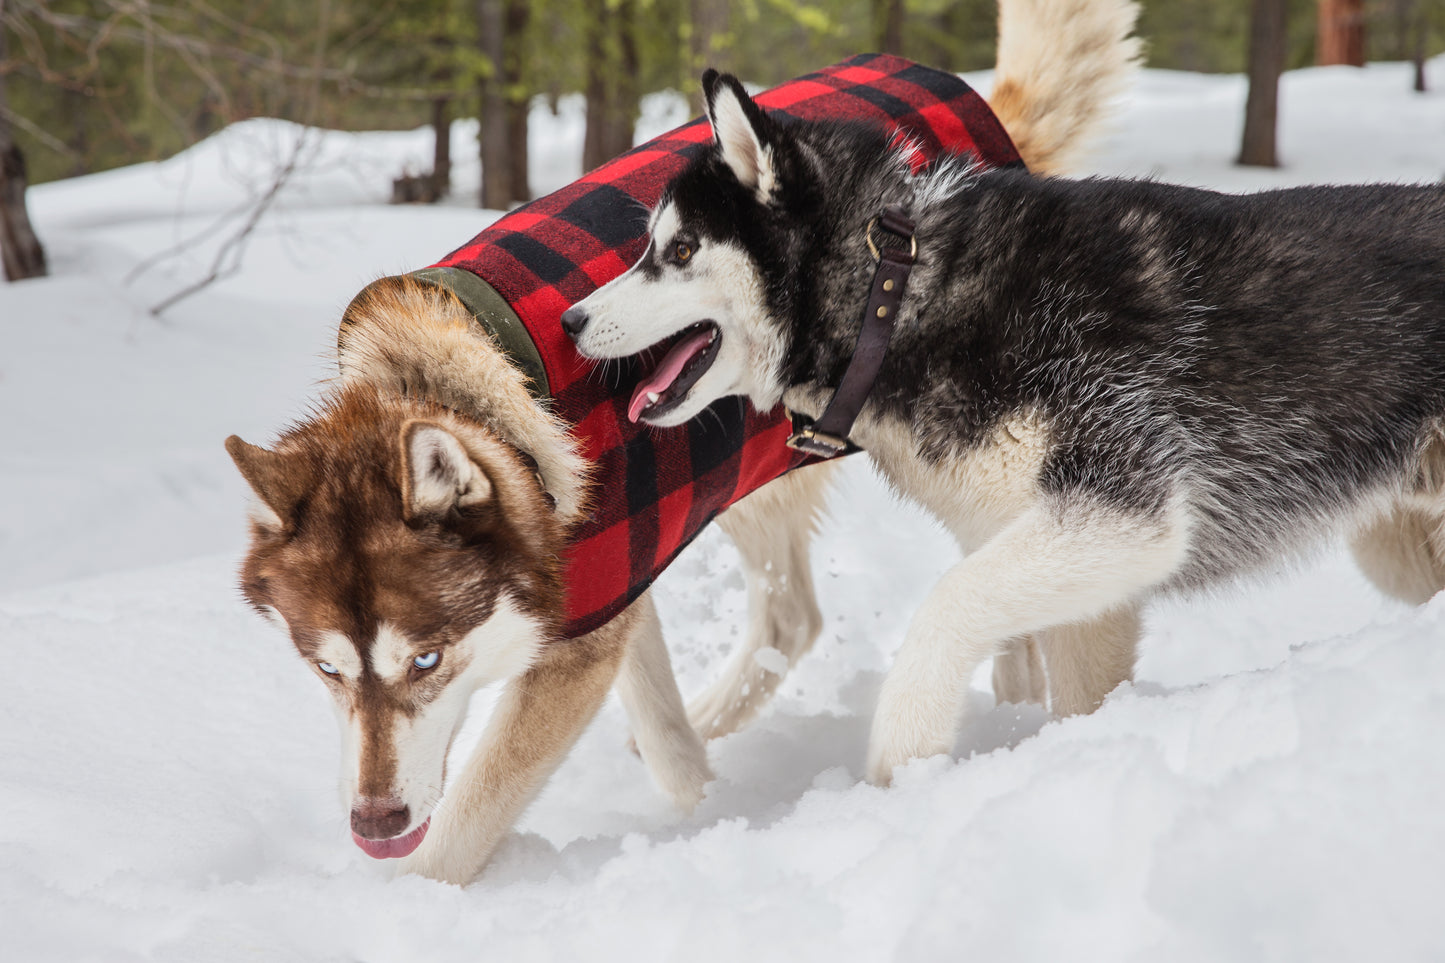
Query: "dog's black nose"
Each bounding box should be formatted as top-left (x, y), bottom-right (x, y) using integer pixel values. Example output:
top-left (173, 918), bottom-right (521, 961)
top-left (560, 305), bottom-right (589, 338)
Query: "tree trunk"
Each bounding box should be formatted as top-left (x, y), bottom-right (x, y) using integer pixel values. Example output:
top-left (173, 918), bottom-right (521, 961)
top-left (873, 0), bottom-right (905, 55)
top-left (582, 0), bottom-right (608, 173)
top-left (0, 144), bottom-right (48, 282)
top-left (690, 0), bottom-right (731, 72)
top-left (609, 0), bottom-right (638, 159)
top-left (1391, 0), bottom-right (1412, 59)
top-left (1317, 0), bottom-right (1366, 66)
top-left (582, 0), bottom-right (638, 173)
top-left (430, 97), bottom-right (451, 200)
top-left (1413, 6), bottom-right (1428, 92)
top-left (504, 0), bottom-right (530, 203)
top-left (478, 0), bottom-right (512, 209)
top-left (687, 0), bottom-right (730, 114)
top-left (1239, 0), bottom-right (1288, 168)
top-left (0, 0), bottom-right (48, 282)
top-left (505, 100), bottom-right (529, 204)
top-left (917, 10), bottom-right (952, 73)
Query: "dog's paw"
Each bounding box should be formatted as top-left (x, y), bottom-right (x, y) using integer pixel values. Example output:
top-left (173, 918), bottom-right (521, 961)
top-left (685, 683), bottom-right (754, 741)
top-left (392, 844), bottom-right (455, 885)
top-left (661, 759), bottom-right (712, 813)
top-left (639, 731), bottom-right (713, 813)
top-left (393, 850), bottom-right (479, 887)
top-left (865, 742), bottom-right (948, 787)
top-left (866, 702), bottom-right (953, 787)
top-left (391, 822), bottom-right (488, 886)
top-left (865, 746), bottom-right (900, 787)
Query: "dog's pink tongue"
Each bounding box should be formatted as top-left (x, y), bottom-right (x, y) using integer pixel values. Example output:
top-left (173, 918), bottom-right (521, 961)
top-left (352, 817), bottom-right (430, 860)
top-left (628, 328), bottom-right (714, 423)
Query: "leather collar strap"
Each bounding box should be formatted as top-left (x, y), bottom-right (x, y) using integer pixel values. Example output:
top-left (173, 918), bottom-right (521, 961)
top-left (787, 206), bottom-right (916, 457)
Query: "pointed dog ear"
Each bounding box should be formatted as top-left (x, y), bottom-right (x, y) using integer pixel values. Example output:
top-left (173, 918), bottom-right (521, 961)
top-left (702, 71), bottom-right (779, 204)
top-left (226, 435), bottom-right (310, 533)
top-left (399, 420), bottom-right (494, 521)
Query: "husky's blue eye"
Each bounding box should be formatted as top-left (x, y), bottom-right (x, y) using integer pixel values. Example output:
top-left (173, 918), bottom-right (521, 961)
top-left (413, 651), bottom-right (440, 671)
top-left (318, 662), bottom-right (339, 675)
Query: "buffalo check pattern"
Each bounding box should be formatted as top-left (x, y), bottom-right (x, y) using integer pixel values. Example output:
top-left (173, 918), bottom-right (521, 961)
top-left (432, 53), bottom-right (1024, 638)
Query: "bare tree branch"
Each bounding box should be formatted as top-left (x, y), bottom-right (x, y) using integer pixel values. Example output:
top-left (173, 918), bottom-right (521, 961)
top-left (144, 126), bottom-right (313, 316)
top-left (145, 0), bottom-right (334, 316)
top-left (0, 103), bottom-right (81, 158)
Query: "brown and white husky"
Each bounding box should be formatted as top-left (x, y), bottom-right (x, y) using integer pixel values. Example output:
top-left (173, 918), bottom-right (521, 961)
top-left (227, 0), bottom-right (1142, 885)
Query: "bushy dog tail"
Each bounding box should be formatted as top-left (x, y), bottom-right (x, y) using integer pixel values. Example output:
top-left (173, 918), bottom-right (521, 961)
top-left (988, 0), bottom-right (1142, 175)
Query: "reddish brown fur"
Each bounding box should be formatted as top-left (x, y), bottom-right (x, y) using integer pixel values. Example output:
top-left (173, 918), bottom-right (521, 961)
top-left (231, 384), bottom-right (567, 793)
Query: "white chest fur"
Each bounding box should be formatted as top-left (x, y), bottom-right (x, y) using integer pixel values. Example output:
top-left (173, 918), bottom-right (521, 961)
top-left (850, 408), bottom-right (1052, 553)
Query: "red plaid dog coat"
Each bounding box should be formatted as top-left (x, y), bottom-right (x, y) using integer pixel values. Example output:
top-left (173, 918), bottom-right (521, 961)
top-left (428, 54), bottom-right (1023, 638)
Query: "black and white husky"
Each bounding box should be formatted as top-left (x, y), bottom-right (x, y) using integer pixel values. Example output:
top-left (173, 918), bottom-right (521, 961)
top-left (565, 71), bottom-right (1445, 784)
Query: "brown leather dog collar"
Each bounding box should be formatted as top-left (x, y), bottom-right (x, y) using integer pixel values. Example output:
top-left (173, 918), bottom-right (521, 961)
top-left (787, 206), bottom-right (917, 457)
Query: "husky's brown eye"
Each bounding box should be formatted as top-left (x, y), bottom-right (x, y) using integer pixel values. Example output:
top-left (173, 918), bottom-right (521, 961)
top-left (673, 241), bottom-right (693, 263)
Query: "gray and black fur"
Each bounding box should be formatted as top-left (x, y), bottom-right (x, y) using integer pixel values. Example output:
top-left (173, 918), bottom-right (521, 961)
top-left (684, 73), bottom-right (1445, 589)
top-left (568, 70), bottom-right (1445, 784)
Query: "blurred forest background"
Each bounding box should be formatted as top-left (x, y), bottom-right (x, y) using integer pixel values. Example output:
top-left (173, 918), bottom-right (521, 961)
top-left (0, 0), bottom-right (1440, 283)
top-left (4, 0), bottom-right (1441, 184)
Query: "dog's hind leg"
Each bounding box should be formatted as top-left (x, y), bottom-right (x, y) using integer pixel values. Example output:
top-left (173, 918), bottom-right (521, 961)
top-left (993, 611), bottom-right (1140, 713)
top-left (1038, 604), bottom-right (1141, 717)
top-left (867, 504), bottom-right (1185, 786)
top-left (1351, 506), bottom-right (1445, 606)
top-left (1351, 429), bottom-right (1445, 605)
top-left (991, 636), bottom-right (1046, 706)
top-left (394, 604), bottom-right (635, 885)
top-left (616, 590), bottom-right (713, 810)
top-left (686, 460), bottom-right (835, 740)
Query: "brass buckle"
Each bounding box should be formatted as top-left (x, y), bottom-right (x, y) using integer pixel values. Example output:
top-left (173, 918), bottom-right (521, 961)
top-left (865, 216), bottom-right (918, 262)
top-left (786, 425), bottom-right (851, 457)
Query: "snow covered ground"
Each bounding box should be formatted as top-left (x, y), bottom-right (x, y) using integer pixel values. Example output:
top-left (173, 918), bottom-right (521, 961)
top-left (2, 59), bottom-right (1443, 961)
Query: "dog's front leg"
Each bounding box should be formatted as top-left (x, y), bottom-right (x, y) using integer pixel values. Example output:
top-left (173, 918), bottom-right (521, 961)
top-left (686, 461), bottom-right (834, 740)
top-left (866, 503), bottom-right (1186, 786)
top-left (616, 590), bottom-right (713, 809)
top-left (394, 616), bottom-right (630, 885)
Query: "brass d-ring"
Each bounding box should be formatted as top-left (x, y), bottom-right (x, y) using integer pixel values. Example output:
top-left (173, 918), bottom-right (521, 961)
top-left (866, 217), bottom-right (918, 262)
